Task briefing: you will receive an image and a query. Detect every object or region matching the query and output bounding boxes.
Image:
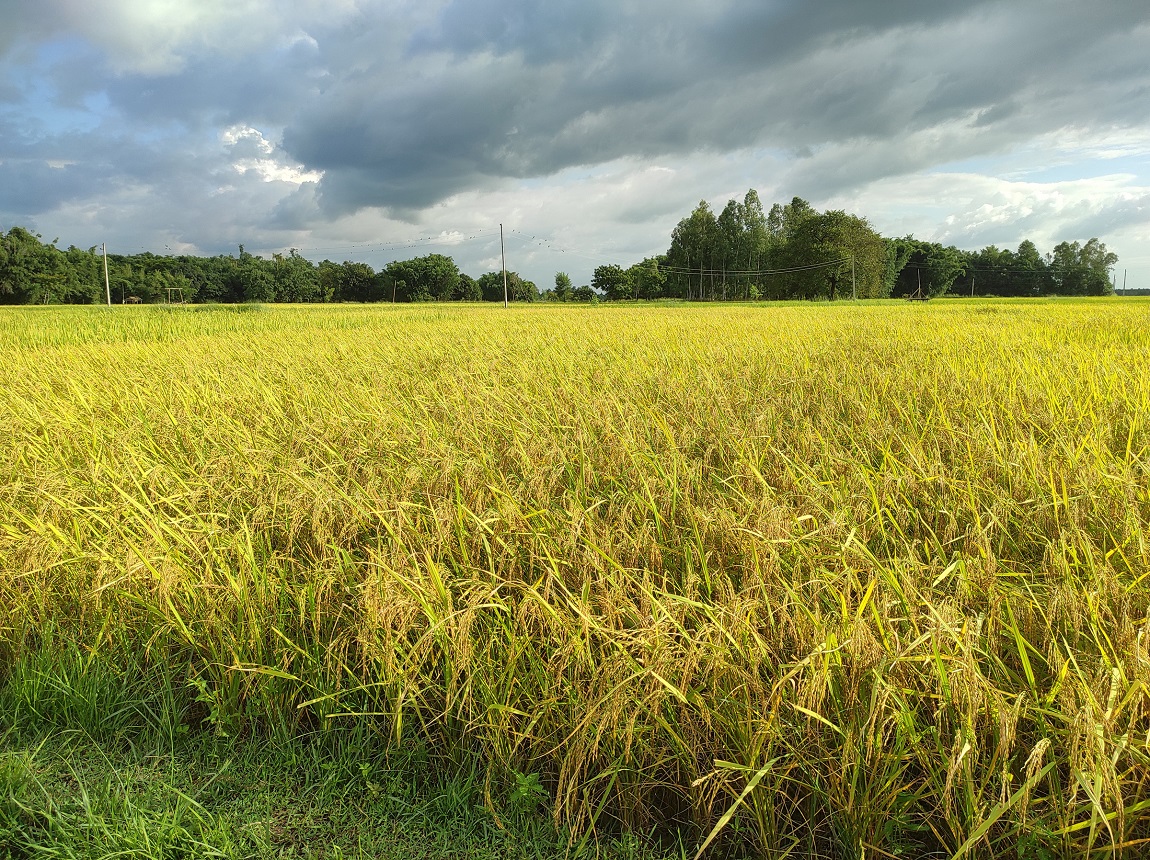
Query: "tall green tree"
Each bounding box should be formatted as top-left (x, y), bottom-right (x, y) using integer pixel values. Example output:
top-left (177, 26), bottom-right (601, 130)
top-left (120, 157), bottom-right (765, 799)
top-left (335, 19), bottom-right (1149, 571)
top-left (317, 260), bottom-right (343, 302)
top-left (1010, 240), bottom-right (1054, 294)
top-left (234, 246), bottom-right (276, 302)
top-left (337, 261), bottom-right (380, 302)
top-left (666, 200), bottom-right (719, 299)
top-left (883, 237), bottom-right (916, 297)
top-left (553, 272), bottom-right (572, 302)
top-left (455, 273), bottom-right (482, 301)
top-left (893, 241), bottom-right (966, 297)
top-left (741, 189), bottom-right (770, 299)
top-left (273, 250), bottom-right (321, 302)
top-left (626, 258), bottom-right (666, 300)
top-left (385, 254), bottom-right (460, 302)
top-left (592, 264), bottom-right (631, 300)
top-left (0, 228), bottom-right (67, 303)
top-left (780, 210), bottom-right (887, 299)
top-left (767, 196), bottom-right (817, 245)
top-left (477, 271), bottom-right (537, 302)
top-left (1050, 238), bottom-right (1117, 295)
top-left (717, 199), bottom-right (745, 300)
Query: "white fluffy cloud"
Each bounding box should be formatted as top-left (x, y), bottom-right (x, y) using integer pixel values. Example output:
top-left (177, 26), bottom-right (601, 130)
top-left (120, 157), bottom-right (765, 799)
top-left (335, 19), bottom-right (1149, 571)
top-left (223, 125), bottom-right (323, 185)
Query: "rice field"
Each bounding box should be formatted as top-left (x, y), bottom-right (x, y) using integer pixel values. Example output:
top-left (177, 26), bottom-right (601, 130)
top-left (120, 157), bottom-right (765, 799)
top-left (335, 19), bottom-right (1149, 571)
top-left (2, 299), bottom-right (1150, 858)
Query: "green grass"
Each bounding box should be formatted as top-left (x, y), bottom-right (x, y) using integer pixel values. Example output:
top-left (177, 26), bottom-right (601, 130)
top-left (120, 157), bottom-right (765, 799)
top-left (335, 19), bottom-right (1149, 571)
top-left (0, 728), bottom-right (660, 860)
top-left (0, 638), bottom-right (671, 859)
top-left (3, 299), bottom-right (1150, 857)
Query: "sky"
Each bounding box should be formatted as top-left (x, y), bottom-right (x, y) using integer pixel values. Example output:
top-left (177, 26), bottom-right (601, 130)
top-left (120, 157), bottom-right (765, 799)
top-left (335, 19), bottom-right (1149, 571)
top-left (1, 0), bottom-right (1148, 290)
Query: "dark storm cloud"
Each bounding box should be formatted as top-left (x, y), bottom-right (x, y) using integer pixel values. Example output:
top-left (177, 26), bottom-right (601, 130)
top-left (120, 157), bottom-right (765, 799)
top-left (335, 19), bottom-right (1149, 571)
top-left (0, 1), bottom-right (52, 56)
top-left (0, 161), bottom-right (102, 216)
top-left (269, 0), bottom-right (1150, 214)
top-left (1, 0), bottom-right (1149, 256)
top-left (99, 36), bottom-right (327, 130)
top-left (408, 0), bottom-right (615, 63)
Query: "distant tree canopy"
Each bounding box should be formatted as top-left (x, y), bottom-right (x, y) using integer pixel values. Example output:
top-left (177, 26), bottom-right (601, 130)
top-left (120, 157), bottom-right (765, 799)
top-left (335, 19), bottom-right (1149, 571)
top-left (0, 196), bottom-right (1120, 304)
top-left (576, 192), bottom-right (1119, 302)
top-left (778, 209), bottom-right (888, 300)
top-left (385, 254), bottom-right (460, 302)
top-left (0, 231), bottom-right (542, 306)
top-left (476, 271), bottom-right (537, 303)
top-left (0, 227), bottom-right (101, 305)
top-left (643, 193), bottom-right (1119, 301)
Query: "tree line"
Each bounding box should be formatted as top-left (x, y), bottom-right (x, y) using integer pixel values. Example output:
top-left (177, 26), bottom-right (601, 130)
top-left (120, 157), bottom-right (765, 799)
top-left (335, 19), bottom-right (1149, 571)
top-left (0, 194), bottom-right (1118, 305)
top-left (0, 230), bottom-right (545, 306)
top-left (578, 192), bottom-right (1119, 301)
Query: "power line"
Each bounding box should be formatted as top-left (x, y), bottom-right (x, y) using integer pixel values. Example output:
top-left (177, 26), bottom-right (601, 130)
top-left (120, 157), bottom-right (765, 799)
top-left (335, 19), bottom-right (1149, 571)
top-left (507, 229), bottom-right (851, 276)
top-left (126, 224), bottom-right (1075, 282)
top-left (504, 229), bottom-right (636, 268)
top-left (111, 230), bottom-right (506, 260)
top-left (287, 229), bottom-right (503, 255)
top-left (658, 258), bottom-right (851, 276)
top-left (900, 263), bottom-right (1059, 274)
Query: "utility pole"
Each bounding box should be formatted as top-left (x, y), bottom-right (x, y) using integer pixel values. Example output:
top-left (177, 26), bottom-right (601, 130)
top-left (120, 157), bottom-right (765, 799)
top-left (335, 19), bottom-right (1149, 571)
top-left (103, 243), bottom-right (111, 306)
top-left (500, 223), bottom-right (508, 308)
top-left (971, 270), bottom-right (975, 298)
top-left (1123, 269), bottom-right (1127, 295)
top-left (851, 255), bottom-right (856, 300)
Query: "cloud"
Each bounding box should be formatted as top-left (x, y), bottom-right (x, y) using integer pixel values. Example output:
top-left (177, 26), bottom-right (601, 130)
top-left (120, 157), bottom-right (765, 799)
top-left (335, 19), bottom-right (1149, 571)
top-left (0, 0), bottom-right (362, 75)
top-left (269, 0), bottom-right (1150, 215)
top-left (223, 125), bottom-right (323, 184)
top-left (1, 0), bottom-right (1149, 288)
top-left (826, 170), bottom-right (1150, 257)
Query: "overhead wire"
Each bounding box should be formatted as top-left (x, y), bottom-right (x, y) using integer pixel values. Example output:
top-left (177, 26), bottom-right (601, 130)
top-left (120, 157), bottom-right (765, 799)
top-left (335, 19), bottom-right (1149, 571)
top-left (253, 228), bottom-right (505, 256)
top-left (658, 257), bottom-right (852, 276)
top-left (507, 229), bottom-right (852, 276)
top-left (138, 225), bottom-right (986, 283)
top-left (504, 229), bottom-right (637, 268)
top-left (899, 263), bottom-right (1057, 274)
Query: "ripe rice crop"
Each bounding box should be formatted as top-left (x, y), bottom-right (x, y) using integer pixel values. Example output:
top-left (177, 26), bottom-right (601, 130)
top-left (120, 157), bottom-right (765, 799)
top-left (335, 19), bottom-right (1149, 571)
top-left (2, 299), bottom-right (1149, 857)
